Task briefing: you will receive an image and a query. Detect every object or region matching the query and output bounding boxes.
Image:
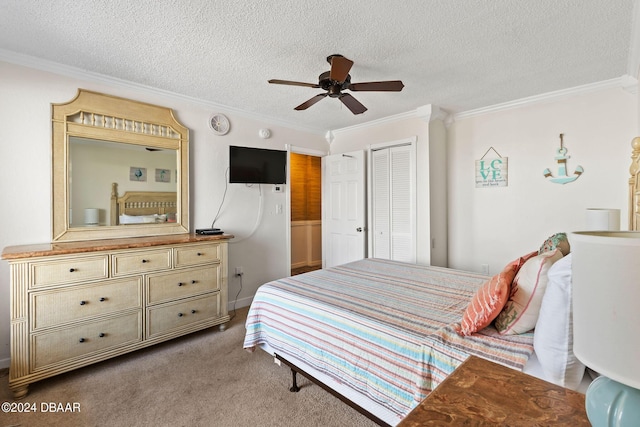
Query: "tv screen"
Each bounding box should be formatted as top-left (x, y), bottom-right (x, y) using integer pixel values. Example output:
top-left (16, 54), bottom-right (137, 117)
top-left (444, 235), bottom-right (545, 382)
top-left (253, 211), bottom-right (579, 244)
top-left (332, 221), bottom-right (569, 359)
top-left (229, 146), bottom-right (287, 184)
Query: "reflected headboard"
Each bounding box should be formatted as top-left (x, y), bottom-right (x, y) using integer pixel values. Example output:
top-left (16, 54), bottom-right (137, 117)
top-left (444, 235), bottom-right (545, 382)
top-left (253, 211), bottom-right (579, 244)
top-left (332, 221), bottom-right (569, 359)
top-left (110, 182), bottom-right (177, 225)
top-left (630, 137), bottom-right (640, 231)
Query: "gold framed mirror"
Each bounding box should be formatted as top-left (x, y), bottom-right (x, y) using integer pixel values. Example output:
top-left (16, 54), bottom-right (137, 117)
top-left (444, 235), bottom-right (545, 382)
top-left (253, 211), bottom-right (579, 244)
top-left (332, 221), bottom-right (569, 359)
top-left (52, 89), bottom-right (189, 241)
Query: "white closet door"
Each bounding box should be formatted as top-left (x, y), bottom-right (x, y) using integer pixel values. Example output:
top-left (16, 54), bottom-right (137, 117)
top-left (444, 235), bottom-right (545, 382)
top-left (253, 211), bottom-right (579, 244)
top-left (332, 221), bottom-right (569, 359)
top-left (390, 146), bottom-right (413, 262)
top-left (371, 143), bottom-right (415, 263)
top-left (372, 149), bottom-right (390, 259)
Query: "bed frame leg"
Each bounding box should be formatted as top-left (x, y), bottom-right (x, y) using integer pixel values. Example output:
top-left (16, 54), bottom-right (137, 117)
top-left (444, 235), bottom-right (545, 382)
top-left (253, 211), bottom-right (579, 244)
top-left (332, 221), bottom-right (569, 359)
top-left (289, 368), bottom-right (300, 392)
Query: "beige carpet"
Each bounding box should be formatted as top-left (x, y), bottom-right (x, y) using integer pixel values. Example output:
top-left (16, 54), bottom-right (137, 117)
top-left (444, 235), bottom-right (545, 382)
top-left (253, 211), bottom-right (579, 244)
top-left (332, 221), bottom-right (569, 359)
top-left (0, 307), bottom-right (377, 427)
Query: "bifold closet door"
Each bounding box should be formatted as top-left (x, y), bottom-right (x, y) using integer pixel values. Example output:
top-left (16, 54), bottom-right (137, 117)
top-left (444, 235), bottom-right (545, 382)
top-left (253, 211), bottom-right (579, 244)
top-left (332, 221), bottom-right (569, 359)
top-left (371, 144), bottom-right (415, 263)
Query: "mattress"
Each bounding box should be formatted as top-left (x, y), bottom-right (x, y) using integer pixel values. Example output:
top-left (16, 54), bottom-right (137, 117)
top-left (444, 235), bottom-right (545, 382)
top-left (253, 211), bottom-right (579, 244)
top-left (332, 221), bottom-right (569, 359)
top-left (244, 258), bottom-right (535, 425)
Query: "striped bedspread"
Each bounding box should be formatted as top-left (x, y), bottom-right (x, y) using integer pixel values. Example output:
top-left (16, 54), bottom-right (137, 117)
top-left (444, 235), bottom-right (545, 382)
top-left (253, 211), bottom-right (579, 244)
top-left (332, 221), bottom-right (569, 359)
top-left (243, 258), bottom-right (534, 421)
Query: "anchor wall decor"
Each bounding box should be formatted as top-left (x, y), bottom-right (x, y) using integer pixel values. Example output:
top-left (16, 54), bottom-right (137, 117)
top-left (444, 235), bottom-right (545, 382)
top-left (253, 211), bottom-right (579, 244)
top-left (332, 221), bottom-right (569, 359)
top-left (543, 133), bottom-right (584, 184)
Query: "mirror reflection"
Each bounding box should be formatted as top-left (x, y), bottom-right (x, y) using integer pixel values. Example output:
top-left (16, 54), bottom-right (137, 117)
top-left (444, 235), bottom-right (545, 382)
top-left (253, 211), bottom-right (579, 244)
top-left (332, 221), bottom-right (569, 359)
top-left (69, 137), bottom-right (178, 228)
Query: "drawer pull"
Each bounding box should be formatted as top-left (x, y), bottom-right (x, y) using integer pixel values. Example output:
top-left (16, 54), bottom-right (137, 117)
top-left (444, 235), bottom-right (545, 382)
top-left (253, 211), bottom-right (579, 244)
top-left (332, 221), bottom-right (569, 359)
top-left (178, 312), bottom-right (184, 317)
top-left (191, 280), bottom-right (197, 284)
top-left (191, 309), bottom-right (197, 314)
top-left (99, 333), bottom-right (105, 338)
top-left (142, 259), bottom-right (149, 263)
top-left (80, 300), bottom-right (87, 305)
top-left (69, 268), bottom-right (77, 272)
top-left (100, 297), bottom-right (107, 302)
top-left (197, 252), bottom-right (203, 256)
top-left (178, 282), bottom-right (184, 287)
top-left (79, 338), bottom-right (86, 343)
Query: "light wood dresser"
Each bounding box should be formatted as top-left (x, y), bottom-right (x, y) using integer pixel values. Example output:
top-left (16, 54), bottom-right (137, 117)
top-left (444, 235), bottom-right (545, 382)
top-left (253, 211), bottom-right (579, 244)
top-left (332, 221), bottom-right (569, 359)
top-left (2, 233), bottom-right (232, 399)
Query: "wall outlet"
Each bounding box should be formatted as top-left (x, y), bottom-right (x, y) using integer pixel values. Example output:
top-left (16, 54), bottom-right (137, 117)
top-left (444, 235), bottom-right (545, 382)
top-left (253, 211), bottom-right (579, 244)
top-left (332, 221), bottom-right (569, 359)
top-left (481, 264), bottom-right (489, 275)
top-left (273, 185), bottom-right (284, 193)
top-left (235, 267), bottom-right (244, 276)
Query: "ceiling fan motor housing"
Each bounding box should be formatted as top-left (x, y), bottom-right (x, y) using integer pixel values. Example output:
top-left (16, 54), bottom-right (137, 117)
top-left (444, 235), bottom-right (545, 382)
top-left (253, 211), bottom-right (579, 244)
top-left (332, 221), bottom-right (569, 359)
top-left (319, 71), bottom-right (351, 97)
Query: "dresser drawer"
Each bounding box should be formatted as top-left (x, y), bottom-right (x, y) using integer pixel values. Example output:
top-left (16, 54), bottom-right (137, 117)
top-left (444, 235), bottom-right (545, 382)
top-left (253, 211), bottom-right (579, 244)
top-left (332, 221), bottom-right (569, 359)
top-left (111, 248), bottom-right (171, 276)
top-left (174, 244), bottom-right (220, 267)
top-left (147, 265), bottom-right (220, 305)
top-left (32, 311), bottom-right (142, 370)
top-left (31, 277), bottom-right (142, 330)
top-left (147, 294), bottom-right (219, 338)
top-left (30, 255), bottom-right (109, 288)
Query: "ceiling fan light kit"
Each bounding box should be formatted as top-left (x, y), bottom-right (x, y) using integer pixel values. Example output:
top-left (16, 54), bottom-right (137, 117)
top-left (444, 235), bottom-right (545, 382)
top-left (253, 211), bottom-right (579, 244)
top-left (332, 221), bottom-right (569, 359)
top-left (269, 54), bottom-right (404, 115)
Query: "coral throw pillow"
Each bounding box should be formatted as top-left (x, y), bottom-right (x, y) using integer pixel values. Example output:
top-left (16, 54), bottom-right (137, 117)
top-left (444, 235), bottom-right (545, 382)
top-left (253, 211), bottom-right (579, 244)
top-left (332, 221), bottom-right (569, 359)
top-left (456, 251), bottom-right (537, 336)
top-left (495, 249), bottom-right (563, 335)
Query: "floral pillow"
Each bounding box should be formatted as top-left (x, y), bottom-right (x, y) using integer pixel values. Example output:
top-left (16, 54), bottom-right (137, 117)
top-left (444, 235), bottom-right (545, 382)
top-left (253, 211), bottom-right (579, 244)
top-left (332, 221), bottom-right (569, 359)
top-left (538, 232), bottom-right (570, 256)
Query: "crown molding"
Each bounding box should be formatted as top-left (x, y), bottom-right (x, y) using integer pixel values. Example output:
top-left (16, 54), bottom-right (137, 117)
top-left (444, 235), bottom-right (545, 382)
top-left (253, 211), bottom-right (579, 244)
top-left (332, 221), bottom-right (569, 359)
top-left (0, 48), bottom-right (327, 136)
top-left (331, 109), bottom-right (417, 136)
top-left (453, 75), bottom-right (637, 121)
top-left (329, 104), bottom-right (450, 137)
top-left (416, 104), bottom-right (450, 123)
top-left (332, 75), bottom-right (638, 133)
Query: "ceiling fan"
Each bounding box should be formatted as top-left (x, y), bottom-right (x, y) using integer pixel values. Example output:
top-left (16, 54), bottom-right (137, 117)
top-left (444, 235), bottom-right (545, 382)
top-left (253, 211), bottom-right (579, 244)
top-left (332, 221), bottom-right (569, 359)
top-left (268, 54), bottom-right (404, 115)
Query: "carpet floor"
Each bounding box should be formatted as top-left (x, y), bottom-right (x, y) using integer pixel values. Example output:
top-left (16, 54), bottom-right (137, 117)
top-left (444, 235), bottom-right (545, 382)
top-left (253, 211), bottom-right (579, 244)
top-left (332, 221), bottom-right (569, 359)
top-left (0, 306), bottom-right (378, 427)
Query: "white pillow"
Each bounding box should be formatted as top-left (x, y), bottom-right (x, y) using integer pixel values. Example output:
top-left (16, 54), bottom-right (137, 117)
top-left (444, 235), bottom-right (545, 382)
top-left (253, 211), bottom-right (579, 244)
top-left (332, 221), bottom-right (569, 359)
top-left (119, 214), bottom-right (143, 224)
top-left (119, 214), bottom-right (159, 224)
top-left (533, 253), bottom-right (586, 390)
top-left (495, 249), bottom-right (562, 335)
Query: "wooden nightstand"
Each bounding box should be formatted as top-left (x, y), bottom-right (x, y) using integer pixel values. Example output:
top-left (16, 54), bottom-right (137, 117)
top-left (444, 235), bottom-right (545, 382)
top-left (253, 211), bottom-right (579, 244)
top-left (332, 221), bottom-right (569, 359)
top-left (398, 355), bottom-right (589, 426)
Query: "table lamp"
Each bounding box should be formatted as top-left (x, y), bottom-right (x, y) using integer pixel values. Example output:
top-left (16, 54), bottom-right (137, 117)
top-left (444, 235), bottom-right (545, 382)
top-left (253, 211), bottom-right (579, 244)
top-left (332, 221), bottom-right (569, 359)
top-left (585, 208), bottom-right (620, 231)
top-left (84, 208), bottom-right (99, 225)
top-left (570, 231), bottom-right (640, 426)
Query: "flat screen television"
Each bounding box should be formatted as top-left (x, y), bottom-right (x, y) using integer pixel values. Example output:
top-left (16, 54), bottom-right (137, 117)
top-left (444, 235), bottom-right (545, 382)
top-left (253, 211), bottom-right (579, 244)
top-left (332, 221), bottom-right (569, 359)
top-left (229, 145), bottom-right (287, 184)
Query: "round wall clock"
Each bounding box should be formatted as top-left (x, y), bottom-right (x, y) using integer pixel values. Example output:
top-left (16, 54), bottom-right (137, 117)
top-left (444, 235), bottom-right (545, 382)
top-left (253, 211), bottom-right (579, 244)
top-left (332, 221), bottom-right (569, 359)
top-left (208, 113), bottom-right (230, 135)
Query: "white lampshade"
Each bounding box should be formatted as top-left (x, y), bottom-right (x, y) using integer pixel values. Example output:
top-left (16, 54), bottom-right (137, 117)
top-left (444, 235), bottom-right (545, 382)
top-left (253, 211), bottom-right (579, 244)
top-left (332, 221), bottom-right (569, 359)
top-left (570, 231), bottom-right (640, 425)
top-left (585, 208), bottom-right (620, 231)
top-left (84, 208), bottom-right (99, 225)
top-left (570, 231), bottom-right (640, 389)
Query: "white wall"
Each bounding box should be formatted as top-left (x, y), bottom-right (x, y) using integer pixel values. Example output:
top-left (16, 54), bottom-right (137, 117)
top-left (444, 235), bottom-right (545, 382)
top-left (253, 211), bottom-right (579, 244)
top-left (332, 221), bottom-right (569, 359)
top-left (448, 87), bottom-right (637, 274)
top-left (0, 61), bottom-right (328, 367)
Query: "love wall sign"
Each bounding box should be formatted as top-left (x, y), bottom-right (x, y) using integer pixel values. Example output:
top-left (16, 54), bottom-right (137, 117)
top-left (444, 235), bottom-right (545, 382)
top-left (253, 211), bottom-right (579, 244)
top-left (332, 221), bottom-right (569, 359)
top-left (475, 147), bottom-right (508, 188)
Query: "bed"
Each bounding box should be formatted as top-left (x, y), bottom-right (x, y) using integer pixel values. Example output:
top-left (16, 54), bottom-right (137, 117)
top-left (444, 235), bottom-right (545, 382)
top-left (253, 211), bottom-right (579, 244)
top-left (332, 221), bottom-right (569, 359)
top-left (110, 182), bottom-right (177, 225)
top-left (243, 255), bottom-right (567, 426)
top-left (244, 239), bottom-right (589, 425)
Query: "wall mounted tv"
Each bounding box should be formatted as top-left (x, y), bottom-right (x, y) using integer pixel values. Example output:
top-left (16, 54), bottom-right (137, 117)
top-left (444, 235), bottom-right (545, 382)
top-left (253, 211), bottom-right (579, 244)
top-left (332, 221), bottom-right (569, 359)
top-left (229, 145), bottom-right (287, 184)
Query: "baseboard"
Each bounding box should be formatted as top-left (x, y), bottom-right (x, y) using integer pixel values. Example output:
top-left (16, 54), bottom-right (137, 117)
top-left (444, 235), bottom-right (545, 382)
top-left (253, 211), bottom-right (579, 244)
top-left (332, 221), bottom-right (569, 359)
top-left (228, 295), bottom-right (253, 311)
top-left (0, 357), bottom-right (9, 370)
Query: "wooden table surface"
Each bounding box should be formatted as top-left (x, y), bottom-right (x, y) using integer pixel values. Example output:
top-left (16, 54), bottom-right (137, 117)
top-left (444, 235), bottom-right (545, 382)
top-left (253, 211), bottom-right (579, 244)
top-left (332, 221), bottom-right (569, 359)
top-left (398, 355), bottom-right (589, 426)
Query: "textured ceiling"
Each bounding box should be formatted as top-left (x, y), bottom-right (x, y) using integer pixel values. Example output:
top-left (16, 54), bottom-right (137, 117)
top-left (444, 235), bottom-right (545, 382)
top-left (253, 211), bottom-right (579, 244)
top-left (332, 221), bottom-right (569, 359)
top-left (0, 0), bottom-right (637, 133)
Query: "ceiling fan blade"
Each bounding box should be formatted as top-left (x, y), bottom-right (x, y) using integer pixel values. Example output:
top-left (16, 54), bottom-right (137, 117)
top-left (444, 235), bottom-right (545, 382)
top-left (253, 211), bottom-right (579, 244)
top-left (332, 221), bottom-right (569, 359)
top-left (269, 79), bottom-right (320, 89)
top-left (329, 56), bottom-right (354, 83)
top-left (348, 80), bottom-right (405, 92)
top-left (294, 93), bottom-right (328, 110)
top-left (339, 93), bottom-right (367, 115)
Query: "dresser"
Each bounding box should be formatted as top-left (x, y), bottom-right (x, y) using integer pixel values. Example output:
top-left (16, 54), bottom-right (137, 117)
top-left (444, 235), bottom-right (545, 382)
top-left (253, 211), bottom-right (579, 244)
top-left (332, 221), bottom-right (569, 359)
top-left (2, 234), bottom-right (232, 399)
